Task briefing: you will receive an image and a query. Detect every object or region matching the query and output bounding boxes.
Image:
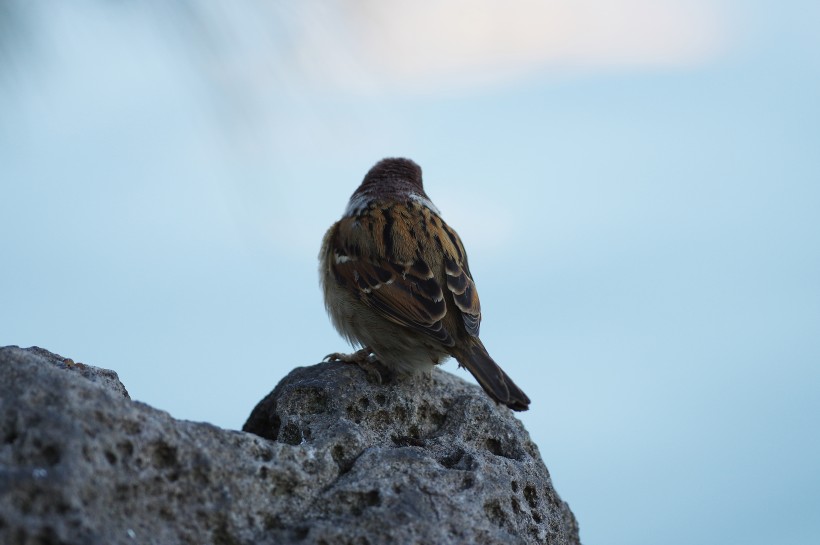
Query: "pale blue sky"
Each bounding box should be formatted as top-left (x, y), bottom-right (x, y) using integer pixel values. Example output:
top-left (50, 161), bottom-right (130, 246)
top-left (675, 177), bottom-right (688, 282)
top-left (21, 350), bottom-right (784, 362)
top-left (1, 2), bottom-right (818, 544)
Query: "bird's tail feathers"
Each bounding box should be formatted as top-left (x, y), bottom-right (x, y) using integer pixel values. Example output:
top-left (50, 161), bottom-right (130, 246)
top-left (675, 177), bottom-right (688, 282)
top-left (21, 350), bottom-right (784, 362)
top-left (455, 340), bottom-right (531, 411)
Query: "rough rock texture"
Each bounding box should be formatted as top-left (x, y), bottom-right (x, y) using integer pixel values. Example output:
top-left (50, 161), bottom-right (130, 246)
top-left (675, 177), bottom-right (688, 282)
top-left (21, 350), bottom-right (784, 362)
top-left (0, 346), bottom-right (580, 545)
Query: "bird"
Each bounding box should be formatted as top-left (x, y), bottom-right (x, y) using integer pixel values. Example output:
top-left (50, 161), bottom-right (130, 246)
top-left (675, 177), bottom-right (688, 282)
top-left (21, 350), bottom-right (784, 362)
top-left (319, 157), bottom-right (531, 411)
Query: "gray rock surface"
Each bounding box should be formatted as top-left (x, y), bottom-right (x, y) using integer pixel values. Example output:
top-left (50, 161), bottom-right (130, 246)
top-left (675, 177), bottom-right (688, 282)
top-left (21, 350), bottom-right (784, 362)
top-left (0, 345), bottom-right (580, 545)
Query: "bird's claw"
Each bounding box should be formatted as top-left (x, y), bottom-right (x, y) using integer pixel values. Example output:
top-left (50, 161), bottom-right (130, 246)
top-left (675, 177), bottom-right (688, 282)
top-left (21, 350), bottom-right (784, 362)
top-left (324, 347), bottom-right (375, 364)
top-left (323, 348), bottom-right (386, 384)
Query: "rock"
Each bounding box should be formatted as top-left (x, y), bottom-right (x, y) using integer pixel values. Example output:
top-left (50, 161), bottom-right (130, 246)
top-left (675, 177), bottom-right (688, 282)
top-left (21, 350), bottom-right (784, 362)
top-left (0, 346), bottom-right (580, 545)
top-left (244, 362), bottom-right (581, 544)
top-left (19, 346), bottom-right (131, 399)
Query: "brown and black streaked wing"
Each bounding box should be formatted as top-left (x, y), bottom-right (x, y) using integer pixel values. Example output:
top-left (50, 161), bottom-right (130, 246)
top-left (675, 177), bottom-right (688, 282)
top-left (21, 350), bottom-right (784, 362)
top-left (438, 220), bottom-right (482, 337)
top-left (330, 236), bottom-right (454, 347)
top-left (444, 255), bottom-right (481, 336)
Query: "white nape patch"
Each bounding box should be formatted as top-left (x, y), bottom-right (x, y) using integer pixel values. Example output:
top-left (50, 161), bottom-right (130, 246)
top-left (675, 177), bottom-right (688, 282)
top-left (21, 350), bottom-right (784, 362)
top-left (334, 252), bottom-right (355, 264)
top-left (409, 192), bottom-right (441, 215)
top-left (344, 193), bottom-right (370, 217)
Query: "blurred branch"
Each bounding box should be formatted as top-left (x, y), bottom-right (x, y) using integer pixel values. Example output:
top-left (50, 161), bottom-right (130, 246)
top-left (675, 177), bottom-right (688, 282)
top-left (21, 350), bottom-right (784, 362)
top-left (0, 0), bottom-right (38, 82)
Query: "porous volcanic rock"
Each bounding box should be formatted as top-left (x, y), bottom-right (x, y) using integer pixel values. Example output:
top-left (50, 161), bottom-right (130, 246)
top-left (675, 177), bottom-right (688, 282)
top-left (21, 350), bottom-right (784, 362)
top-left (0, 346), bottom-right (580, 545)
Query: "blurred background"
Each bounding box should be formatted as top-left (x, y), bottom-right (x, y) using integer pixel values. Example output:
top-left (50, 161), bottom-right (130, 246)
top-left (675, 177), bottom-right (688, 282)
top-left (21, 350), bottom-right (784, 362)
top-left (1, 1), bottom-right (818, 543)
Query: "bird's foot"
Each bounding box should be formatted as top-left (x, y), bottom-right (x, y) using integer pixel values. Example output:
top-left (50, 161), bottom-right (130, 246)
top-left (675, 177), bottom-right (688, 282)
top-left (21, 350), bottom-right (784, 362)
top-left (324, 347), bottom-right (376, 365)
top-left (324, 348), bottom-right (387, 384)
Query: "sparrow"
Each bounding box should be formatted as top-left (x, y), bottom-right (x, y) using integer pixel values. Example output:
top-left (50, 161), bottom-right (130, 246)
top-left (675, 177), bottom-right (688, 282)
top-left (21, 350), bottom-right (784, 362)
top-left (319, 158), bottom-right (530, 411)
